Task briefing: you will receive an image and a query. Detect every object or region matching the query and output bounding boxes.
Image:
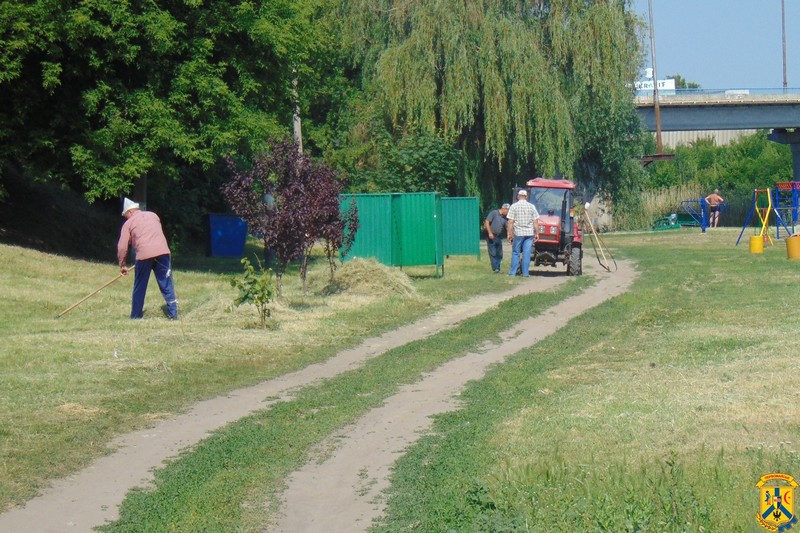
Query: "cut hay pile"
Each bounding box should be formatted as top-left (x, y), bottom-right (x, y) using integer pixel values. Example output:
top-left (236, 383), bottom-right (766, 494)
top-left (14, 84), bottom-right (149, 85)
top-left (322, 258), bottom-right (418, 298)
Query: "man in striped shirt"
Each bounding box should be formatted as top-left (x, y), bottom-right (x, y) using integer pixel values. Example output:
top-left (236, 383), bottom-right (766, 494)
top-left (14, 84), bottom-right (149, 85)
top-left (506, 189), bottom-right (539, 277)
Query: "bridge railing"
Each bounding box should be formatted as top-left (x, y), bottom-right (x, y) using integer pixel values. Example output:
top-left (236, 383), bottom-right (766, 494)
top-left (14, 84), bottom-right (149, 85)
top-left (634, 88), bottom-right (800, 105)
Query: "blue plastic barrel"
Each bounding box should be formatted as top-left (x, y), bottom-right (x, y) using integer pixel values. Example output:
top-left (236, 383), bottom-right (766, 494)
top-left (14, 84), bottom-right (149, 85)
top-left (208, 214), bottom-right (248, 257)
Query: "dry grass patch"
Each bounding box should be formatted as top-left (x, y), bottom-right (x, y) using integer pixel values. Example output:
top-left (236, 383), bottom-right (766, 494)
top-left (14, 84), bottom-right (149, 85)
top-left (315, 257), bottom-right (419, 298)
top-left (492, 327), bottom-right (800, 469)
top-left (55, 403), bottom-right (102, 416)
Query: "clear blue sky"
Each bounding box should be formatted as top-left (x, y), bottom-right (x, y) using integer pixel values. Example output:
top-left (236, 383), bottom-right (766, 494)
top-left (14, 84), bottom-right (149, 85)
top-left (631, 0), bottom-right (800, 89)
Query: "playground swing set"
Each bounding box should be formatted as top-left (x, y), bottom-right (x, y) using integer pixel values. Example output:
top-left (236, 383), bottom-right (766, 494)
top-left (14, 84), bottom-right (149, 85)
top-left (654, 181), bottom-right (800, 258)
top-left (734, 182), bottom-right (799, 253)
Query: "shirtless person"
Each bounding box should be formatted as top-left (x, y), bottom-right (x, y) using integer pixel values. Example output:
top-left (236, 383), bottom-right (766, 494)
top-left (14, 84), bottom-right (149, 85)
top-left (705, 189), bottom-right (724, 228)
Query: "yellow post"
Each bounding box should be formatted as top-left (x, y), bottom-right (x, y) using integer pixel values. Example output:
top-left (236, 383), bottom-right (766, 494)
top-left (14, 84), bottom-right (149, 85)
top-left (754, 188), bottom-right (774, 246)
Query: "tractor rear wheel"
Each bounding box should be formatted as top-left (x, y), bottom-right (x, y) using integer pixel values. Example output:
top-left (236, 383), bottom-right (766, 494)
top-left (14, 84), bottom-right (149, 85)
top-left (567, 246), bottom-right (582, 276)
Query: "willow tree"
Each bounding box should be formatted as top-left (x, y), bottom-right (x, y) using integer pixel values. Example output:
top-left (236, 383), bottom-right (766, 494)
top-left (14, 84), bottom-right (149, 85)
top-left (340, 0), bottom-right (644, 203)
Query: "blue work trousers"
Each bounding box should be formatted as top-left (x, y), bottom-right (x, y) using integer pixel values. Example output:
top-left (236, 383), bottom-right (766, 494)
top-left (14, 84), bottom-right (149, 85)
top-left (508, 235), bottom-right (533, 277)
top-left (131, 254), bottom-right (178, 319)
top-left (486, 237), bottom-right (503, 271)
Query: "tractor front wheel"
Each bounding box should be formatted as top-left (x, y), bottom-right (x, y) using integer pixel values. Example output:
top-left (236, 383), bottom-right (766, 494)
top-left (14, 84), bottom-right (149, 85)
top-left (567, 246), bottom-right (582, 276)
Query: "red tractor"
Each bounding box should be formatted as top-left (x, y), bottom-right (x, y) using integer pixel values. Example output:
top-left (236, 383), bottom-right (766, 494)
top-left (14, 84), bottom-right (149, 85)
top-left (515, 177), bottom-right (583, 276)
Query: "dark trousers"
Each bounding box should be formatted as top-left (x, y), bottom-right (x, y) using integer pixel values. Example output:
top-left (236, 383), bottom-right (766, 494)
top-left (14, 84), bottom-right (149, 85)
top-left (131, 254), bottom-right (178, 319)
top-left (487, 237), bottom-right (503, 271)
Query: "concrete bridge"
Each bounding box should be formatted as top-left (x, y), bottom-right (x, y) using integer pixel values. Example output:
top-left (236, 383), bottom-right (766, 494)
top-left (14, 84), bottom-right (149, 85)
top-left (635, 89), bottom-right (800, 179)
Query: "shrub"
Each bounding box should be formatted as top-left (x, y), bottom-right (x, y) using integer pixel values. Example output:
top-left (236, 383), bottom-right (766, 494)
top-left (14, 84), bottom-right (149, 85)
top-left (221, 137), bottom-right (358, 297)
top-left (230, 257), bottom-right (275, 329)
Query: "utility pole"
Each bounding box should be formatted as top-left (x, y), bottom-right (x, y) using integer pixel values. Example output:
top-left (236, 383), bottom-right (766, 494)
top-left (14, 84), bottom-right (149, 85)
top-left (782, 0), bottom-right (788, 91)
top-left (647, 0), bottom-right (663, 154)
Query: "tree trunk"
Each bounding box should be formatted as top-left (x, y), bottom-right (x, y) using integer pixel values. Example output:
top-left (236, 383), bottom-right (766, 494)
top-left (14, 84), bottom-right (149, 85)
top-left (292, 68), bottom-right (303, 154)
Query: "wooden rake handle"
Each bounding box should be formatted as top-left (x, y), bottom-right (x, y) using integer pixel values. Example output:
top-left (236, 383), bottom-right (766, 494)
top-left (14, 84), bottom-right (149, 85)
top-left (56, 265), bottom-right (135, 318)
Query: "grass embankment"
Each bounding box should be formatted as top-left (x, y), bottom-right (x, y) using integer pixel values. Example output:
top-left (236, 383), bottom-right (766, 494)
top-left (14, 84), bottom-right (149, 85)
top-left (0, 240), bottom-right (514, 510)
top-left (376, 228), bottom-right (800, 531)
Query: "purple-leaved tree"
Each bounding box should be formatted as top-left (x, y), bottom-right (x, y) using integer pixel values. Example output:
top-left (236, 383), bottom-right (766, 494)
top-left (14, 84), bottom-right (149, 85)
top-left (221, 138), bottom-right (358, 296)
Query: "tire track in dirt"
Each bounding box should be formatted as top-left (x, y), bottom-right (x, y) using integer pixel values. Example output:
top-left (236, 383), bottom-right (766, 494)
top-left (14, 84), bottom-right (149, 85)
top-left (271, 260), bottom-right (636, 533)
top-left (0, 264), bottom-right (587, 532)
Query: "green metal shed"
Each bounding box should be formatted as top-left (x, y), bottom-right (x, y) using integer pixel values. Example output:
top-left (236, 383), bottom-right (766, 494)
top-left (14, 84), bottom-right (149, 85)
top-left (340, 192), bottom-right (444, 276)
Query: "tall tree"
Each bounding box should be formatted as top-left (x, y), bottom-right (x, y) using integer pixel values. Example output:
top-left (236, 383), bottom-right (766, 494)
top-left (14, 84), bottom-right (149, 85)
top-left (339, 0), bottom-right (644, 203)
top-left (0, 0), bottom-right (341, 219)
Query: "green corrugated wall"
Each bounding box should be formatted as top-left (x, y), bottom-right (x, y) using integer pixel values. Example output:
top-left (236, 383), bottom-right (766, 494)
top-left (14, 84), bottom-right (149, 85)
top-left (339, 194), bottom-right (394, 264)
top-left (441, 197), bottom-right (480, 257)
top-left (340, 193), bottom-right (478, 276)
top-left (393, 192), bottom-right (442, 268)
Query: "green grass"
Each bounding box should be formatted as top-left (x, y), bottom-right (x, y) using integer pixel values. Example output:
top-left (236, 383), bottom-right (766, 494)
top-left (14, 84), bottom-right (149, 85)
top-left (373, 228), bottom-right (800, 531)
top-left (7, 227), bottom-right (800, 531)
top-left (0, 239), bottom-right (513, 510)
top-left (100, 278), bottom-right (593, 532)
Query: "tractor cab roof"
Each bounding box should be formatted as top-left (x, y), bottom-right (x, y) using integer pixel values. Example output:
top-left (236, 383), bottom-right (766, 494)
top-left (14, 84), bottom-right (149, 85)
top-left (526, 177), bottom-right (576, 190)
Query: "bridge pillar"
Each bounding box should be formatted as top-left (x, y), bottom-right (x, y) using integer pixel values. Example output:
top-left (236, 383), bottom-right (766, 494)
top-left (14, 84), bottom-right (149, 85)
top-left (768, 129), bottom-right (800, 182)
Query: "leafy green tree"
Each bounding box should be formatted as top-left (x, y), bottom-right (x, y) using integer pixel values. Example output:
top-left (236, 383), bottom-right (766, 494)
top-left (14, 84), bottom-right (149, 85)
top-left (667, 73), bottom-right (701, 89)
top-left (643, 131), bottom-right (792, 195)
top-left (0, 0), bottom-right (344, 232)
top-left (339, 0), bottom-right (643, 203)
top-left (0, 1), bottom-right (85, 197)
top-left (349, 129), bottom-right (462, 194)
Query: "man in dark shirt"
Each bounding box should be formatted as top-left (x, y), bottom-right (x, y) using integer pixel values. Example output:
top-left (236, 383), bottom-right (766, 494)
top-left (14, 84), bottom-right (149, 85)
top-left (484, 203), bottom-right (510, 273)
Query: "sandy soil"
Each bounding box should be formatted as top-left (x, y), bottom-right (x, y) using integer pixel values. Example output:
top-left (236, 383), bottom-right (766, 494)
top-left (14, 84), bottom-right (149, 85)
top-left (0, 259), bottom-right (635, 533)
top-left (271, 259), bottom-right (636, 532)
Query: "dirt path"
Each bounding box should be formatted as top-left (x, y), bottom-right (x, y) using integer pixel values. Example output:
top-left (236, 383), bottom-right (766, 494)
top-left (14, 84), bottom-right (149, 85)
top-left (0, 259), bottom-right (635, 533)
top-left (271, 260), bottom-right (636, 532)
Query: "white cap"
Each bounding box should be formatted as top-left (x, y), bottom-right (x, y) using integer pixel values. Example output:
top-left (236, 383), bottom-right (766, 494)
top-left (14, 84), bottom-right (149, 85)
top-left (122, 197), bottom-right (140, 215)
top-left (518, 189), bottom-right (528, 196)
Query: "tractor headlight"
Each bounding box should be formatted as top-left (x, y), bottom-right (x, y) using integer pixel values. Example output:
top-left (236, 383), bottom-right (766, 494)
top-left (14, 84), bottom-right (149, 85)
top-left (539, 225), bottom-right (546, 234)
top-left (549, 226), bottom-right (558, 235)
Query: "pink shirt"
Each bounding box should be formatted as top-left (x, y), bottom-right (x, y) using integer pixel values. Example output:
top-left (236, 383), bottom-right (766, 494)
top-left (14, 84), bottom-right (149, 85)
top-left (117, 210), bottom-right (171, 266)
